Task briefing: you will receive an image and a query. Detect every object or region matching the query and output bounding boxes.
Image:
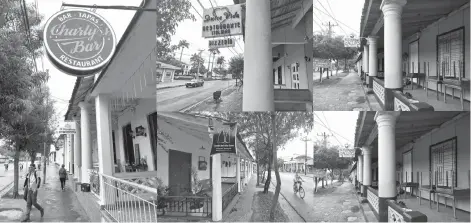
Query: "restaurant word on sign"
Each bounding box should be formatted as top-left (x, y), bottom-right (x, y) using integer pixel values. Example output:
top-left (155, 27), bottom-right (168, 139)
top-left (339, 149), bottom-right (355, 158)
top-left (208, 38), bottom-right (235, 49)
top-left (43, 9), bottom-right (116, 77)
top-left (343, 36), bottom-right (360, 48)
top-left (202, 4), bottom-right (242, 38)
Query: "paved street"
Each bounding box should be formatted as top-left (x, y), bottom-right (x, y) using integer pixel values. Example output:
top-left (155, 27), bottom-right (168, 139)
top-left (157, 79), bottom-right (236, 111)
top-left (0, 162), bottom-right (29, 194)
top-left (271, 172), bottom-right (365, 222)
top-left (313, 72), bottom-right (371, 111)
top-left (0, 163), bottom-right (89, 222)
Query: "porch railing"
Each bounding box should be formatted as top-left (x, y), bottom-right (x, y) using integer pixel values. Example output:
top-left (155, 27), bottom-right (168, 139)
top-left (158, 195), bottom-right (212, 218)
top-left (100, 173), bottom-right (157, 222)
top-left (367, 186), bottom-right (379, 216)
top-left (222, 183), bottom-right (238, 211)
top-left (387, 200), bottom-right (427, 222)
top-left (373, 78), bottom-right (386, 106)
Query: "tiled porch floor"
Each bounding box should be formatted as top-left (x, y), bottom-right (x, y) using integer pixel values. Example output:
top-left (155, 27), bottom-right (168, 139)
top-left (403, 83), bottom-right (470, 111)
top-left (397, 194), bottom-right (470, 222)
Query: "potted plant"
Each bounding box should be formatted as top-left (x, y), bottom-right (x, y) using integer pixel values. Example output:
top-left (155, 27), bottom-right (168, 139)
top-left (189, 167), bottom-right (205, 217)
top-left (137, 157), bottom-right (148, 171)
top-left (157, 178), bottom-right (169, 216)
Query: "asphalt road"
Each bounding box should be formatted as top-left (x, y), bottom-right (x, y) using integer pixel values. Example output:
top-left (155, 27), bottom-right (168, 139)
top-left (156, 79), bottom-right (235, 111)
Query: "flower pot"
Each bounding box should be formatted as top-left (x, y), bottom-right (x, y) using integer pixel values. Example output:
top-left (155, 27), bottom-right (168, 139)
top-left (157, 208), bottom-right (166, 216)
top-left (189, 207), bottom-right (204, 217)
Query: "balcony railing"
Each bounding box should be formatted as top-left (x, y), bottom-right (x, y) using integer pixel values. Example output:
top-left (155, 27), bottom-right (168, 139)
top-left (367, 186), bottom-right (379, 217)
top-left (387, 200), bottom-right (427, 222)
top-left (100, 173), bottom-right (157, 222)
top-left (222, 183), bottom-right (238, 211)
top-left (158, 195), bottom-right (212, 218)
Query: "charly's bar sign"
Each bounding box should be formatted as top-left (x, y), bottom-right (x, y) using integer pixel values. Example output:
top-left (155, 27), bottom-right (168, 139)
top-left (202, 4), bottom-right (242, 38)
top-left (43, 9), bottom-right (116, 77)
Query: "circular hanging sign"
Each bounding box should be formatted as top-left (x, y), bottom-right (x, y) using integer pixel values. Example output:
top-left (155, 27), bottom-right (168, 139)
top-left (43, 9), bottom-right (116, 77)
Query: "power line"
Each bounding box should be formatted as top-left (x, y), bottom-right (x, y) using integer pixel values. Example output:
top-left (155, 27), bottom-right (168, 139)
top-left (314, 113), bottom-right (342, 146)
top-left (312, 6), bottom-right (359, 34)
top-left (314, 120), bottom-right (353, 145)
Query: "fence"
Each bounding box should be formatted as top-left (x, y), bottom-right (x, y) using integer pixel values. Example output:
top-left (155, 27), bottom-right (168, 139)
top-left (100, 173), bottom-right (157, 222)
top-left (158, 195), bottom-right (212, 218)
top-left (222, 183), bottom-right (238, 211)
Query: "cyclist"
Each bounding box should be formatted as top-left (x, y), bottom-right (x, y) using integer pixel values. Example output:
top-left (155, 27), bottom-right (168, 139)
top-left (293, 172), bottom-right (304, 192)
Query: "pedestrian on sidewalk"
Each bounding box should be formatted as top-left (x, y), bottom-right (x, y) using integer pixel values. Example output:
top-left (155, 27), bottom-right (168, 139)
top-left (59, 164), bottom-right (68, 191)
top-left (21, 163), bottom-right (44, 222)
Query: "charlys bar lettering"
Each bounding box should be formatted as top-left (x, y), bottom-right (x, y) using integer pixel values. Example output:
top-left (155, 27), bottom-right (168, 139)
top-left (202, 4), bottom-right (242, 38)
top-left (208, 38), bottom-right (235, 49)
top-left (43, 9), bottom-right (116, 77)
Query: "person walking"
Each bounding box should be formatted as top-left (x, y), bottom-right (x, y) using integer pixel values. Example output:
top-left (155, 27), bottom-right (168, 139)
top-left (21, 164), bottom-right (44, 222)
top-left (59, 164), bottom-right (68, 191)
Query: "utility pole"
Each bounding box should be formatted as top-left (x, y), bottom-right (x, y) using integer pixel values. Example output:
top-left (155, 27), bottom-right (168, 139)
top-left (317, 132), bottom-right (333, 148)
top-left (301, 136), bottom-right (312, 175)
top-left (42, 72), bottom-right (50, 184)
top-left (323, 21), bottom-right (338, 38)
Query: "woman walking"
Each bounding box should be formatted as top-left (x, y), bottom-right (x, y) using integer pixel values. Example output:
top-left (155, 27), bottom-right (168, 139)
top-left (59, 164), bottom-right (67, 191)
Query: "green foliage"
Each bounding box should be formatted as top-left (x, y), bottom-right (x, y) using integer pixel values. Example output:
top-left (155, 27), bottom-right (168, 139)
top-left (313, 34), bottom-right (358, 62)
top-left (227, 55), bottom-right (244, 80)
top-left (189, 53), bottom-right (207, 74)
top-left (157, 0), bottom-right (196, 60)
top-left (216, 56), bottom-right (226, 69)
top-left (314, 143), bottom-right (352, 173)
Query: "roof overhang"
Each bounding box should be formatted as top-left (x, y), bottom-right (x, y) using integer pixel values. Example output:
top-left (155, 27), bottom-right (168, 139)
top-left (360, 0), bottom-right (469, 49)
top-left (64, 76), bottom-right (96, 120)
top-left (355, 112), bottom-right (466, 151)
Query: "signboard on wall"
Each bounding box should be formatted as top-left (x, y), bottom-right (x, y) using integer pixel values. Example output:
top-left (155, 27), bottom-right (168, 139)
top-left (57, 121), bottom-right (76, 134)
top-left (344, 36), bottom-right (360, 48)
top-left (339, 149), bottom-right (355, 158)
top-left (210, 121), bottom-right (237, 155)
top-left (43, 9), bottom-right (117, 77)
top-left (202, 4), bottom-right (242, 38)
top-left (314, 58), bottom-right (331, 68)
top-left (209, 38), bottom-right (235, 49)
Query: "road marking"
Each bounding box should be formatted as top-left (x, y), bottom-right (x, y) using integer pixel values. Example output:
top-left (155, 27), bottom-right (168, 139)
top-left (179, 84), bottom-right (236, 113)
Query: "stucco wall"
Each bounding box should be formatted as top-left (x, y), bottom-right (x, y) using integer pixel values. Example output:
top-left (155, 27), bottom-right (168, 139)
top-left (402, 6), bottom-right (470, 101)
top-left (115, 98), bottom-right (157, 172)
top-left (396, 113), bottom-right (470, 211)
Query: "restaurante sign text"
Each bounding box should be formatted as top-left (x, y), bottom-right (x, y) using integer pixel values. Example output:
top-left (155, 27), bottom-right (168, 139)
top-left (202, 4), bottom-right (243, 38)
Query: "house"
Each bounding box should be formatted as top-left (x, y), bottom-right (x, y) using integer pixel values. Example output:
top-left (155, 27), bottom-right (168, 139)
top-left (157, 61), bottom-right (181, 83)
top-left (356, 0), bottom-right (470, 111)
top-left (59, 0), bottom-right (157, 221)
top-left (157, 112), bottom-right (256, 221)
top-left (234, 0), bottom-right (313, 111)
top-left (282, 155), bottom-right (313, 173)
top-left (352, 111), bottom-right (470, 222)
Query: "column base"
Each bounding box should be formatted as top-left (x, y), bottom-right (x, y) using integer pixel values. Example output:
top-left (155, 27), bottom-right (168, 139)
top-left (378, 196), bottom-right (396, 222)
top-left (361, 185), bottom-right (368, 197)
top-left (384, 88), bottom-right (402, 111)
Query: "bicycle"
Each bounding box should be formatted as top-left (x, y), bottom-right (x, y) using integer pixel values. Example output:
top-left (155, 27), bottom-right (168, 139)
top-left (293, 181), bottom-right (305, 199)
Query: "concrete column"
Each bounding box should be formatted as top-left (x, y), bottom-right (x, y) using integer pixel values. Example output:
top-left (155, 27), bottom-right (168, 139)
top-left (73, 116), bottom-right (82, 181)
top-left (362, 146), bottom-right (372, 198)
top-left (363, 45), bottom-right (369, 75)
top-left (68, 133), bottom-right (74, 174)
top-left (381, 0), bottom-right (407, 111)
top-left (64, 135), bottom-right (68, 170)
top-left (375, 111), bottom-right (399, 222)
top-left (243, 0), bottom-right (274, 111)
top-left (368, 36), bottom-right (379, 91)
top-left (358, 155), bottom-right (363, 186)
top-left (95, 94), bottom-right (114, 205)
top-left (211, 153), bottom-right (222, 221)
top-left (79, 102), bottom-right (93, 184)
top-left (236, 154), bottom-right (241, 192)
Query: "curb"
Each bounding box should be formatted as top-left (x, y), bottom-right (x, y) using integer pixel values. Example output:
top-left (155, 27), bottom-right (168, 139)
top-left (179, 84), bottom-right (237, 113)
top-left (0, 181), bottom-right (15, 199)
top-left (269, 180), bottom-right (307, 222)
top-left (156, 84), bottom-right (186, 90)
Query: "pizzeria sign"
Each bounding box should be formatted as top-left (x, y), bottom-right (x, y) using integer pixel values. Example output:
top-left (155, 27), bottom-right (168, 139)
top-left (43, 9), bottom-right (117, 77)
top-left (209, 38), bottom-right (235, 49)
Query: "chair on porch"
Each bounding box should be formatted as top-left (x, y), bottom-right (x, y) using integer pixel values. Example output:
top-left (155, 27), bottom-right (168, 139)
top-left (441, 61), bottom-right (469, 110)
top-left (418, 171), bottom-right (437, 209)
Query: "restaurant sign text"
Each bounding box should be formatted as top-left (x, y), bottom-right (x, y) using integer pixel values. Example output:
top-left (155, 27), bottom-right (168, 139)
top-left (43, 9), bottom-right (116, 77)
top-left (339, 149), bottom-right (355, 158)
top-left (209, 38), bottom-right (235, 49)
top-left (344, 37), bottom-right (360, 48)
top-left (202, 4), bottom-right (242, 38)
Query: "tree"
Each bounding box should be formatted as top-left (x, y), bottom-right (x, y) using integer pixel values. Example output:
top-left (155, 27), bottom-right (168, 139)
top-left (157, 0), bottom-right (196, 60)
top-left (270, 112), bottom-right (281, 222)
top-left (177, 39), bottom-right (190, 62)
top-left (189, 53), bottom-right (207, 75)
top-left (227, 55), bottom-right (244, 85)
top-left (216, 56), bottom-right (226, 69)
top-left (314, 144), bottom-right (352, 186)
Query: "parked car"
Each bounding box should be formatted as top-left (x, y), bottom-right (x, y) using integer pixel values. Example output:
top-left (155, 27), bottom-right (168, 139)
top-left (186, 79), bottom-right (204, 88)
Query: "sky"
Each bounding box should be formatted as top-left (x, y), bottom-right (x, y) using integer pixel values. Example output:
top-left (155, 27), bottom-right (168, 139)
top-left (313, 111), bottom-right (359, 149)
top-left (172, 0), bottom-right (243, 67)
top-left (313, 0), bottom-right (365, 37)
top-left (28, 0), bottom-right (141, 125)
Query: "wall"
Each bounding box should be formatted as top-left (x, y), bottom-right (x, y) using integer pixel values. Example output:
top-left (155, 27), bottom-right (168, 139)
top-left (116, 98), bottom-right (157, 172)
top-left (402, 6), bottom-right (470, 101)
top-left (396, 113), bottom-right (470, 211)
top-left (221, 153), bottom-right (237, 178)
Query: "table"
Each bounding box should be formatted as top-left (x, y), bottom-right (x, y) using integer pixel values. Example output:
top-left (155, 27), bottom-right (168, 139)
top-left (442, 78), bottom-right (470, 110)
top-left (406, 73), bottom-right (426, 90)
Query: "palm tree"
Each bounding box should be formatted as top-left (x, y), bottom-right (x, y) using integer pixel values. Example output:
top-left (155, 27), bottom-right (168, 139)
top-left (216, 56), bottom-right (225, 69)
top-left (211, 49), bottom-right (220, 72)
top-left (177, 40), bottom-right (190, 62)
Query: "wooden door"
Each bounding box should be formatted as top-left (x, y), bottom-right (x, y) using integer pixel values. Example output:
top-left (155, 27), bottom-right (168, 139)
top-left (168, 149), bottom-right (191, 195)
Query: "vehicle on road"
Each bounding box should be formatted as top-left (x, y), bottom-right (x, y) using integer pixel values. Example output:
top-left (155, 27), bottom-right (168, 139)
top-left (186, 78), bottom-right (204, 88)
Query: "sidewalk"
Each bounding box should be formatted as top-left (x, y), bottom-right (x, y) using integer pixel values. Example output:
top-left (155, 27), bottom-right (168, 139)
top-left (156, 80), bottom-right (187, 90)
top-left (313, 72), bottom-right (371, 111)
top-left (0, 163), bottom-right (90, 222)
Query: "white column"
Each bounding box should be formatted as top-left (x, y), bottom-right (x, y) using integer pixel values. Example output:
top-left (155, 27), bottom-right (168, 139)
top-left (211, 154), bottom-right (222, 221)
top-left (362, 146), bottom-right (372, 198)
top-left (368, 36), bottom-right (379, 92)
top-left (68, 133), bottom-right (74, 174)
top-left (79, 102), bottom-right (93, 184)
top-left (243, 0), bottom-right (274, 111)
top-left (64, 135), bottom-right (68, 170)
top-left (74, 117), bottom-right (82, 181)
top-left (358, 155), bottom-right (363, 184)
top-left (236, 155), bottom-right (241, 192)
top-left (363, 45), bottom-right (369, 74)
top-left (381, 0), bottom-right (407, 90)
top-left (375, 111), bottom-right (399, 198)
top-left (95, 94), bottom-right (114, 205)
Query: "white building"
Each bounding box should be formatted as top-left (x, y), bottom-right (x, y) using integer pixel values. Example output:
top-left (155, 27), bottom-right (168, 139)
top-left (353, 111), bottom-right (470, 222)
top-left (157, 61), bottom-right (181, 83)
top-left (357, 0), bottom-right (469, 111)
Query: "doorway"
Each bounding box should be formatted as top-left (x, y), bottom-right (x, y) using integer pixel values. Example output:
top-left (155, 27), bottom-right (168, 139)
top-left (168, 149), bottom-right (192, 195)
top-left (122, 124), bottom-right (135, 168)
top-left (147, 112), bottom-right (157, 171)
top-left (291, 63), bottom-right (300, 89)
top-left (403, 150), bottom-right (412, 193)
